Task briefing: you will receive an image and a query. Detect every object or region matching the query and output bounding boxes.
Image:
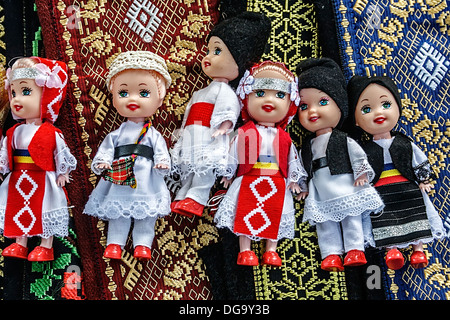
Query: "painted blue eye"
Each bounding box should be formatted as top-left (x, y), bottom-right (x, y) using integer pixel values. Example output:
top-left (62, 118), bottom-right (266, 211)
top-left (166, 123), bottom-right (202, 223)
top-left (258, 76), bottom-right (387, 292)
top-left (319, 98), bottom-right (329, 106)
top-left (214, 48), bottom-right (221, 55)
top-left (256, 90), bottom-right (265, 97)
top-left (140, 90), bottom-right (150, 98)
top-left (118, 90), bottom-right (128, 98)
top-left (300, 103), bottom-right (308, 111)
top-left (22, 88), bottom-right (32, 96)
top-left (382, 101), bottom-right (391, 109)
top-left (276, 91), bottom-right (286, 99)
top-left (361, 106), bottom-right (371, 114)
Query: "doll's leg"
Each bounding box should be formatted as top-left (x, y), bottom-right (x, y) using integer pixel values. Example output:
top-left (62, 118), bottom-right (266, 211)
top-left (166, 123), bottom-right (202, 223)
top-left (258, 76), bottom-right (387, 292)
top-left (132, 216), bottom-right (157, 260)
top-left (237, 235), bottom-right (258, 266)
top-left (316, 221), bottom-right (345, 271)
top-left (107, 217), bottom-right (132, 247)
top-left (185, 170), bottom-right (216, 206)
top-left (410, 241), bottom-right (428, 268)
top-left (262, 240), bottom-right (282, 267)
top-left (341, 215), bottom-right (367, 266)
top-left (28, 236), bottom-right (54, 261)
top-left (174, 173), bottom-right (194, 201)
top-left (16, 235), bottom-right (28, 247)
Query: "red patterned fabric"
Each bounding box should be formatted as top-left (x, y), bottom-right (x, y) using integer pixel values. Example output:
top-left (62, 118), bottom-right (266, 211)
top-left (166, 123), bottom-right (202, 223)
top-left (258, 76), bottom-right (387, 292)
top-left (184, 102), bottom-right (215, 127)
top-left (35, 0), bottom-right (220, 299)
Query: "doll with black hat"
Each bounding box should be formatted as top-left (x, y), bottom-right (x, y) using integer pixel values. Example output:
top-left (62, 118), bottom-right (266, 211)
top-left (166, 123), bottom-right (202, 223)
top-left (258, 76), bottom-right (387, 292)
top-left (170, 11), bottom-right (271, 217)
top-left (348, 75), bottom-right (447, 270)
top-left (295, 58), bottom-right (384, 272)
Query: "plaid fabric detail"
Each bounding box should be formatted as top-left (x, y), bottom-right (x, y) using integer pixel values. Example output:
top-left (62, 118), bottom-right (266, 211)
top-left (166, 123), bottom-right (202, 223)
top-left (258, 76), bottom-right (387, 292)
top-left (103, 157), bottom-right (136, 188)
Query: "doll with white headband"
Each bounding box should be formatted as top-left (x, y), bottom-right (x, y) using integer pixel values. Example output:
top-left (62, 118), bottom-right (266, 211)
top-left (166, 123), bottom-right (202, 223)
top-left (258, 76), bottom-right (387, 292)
top-left (83, 51), bottom-right (172, 261)
top-left (170, 12), bottom-right (271, 217)
top-left (0, 56), bottom-right (77, 261)
top-left (214, 60), bottom-right (308, 267)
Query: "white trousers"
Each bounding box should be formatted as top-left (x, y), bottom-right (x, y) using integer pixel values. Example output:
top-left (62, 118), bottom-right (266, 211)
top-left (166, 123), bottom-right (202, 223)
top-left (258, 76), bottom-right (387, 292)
top-left (107, 216), bottom-right (157, 248)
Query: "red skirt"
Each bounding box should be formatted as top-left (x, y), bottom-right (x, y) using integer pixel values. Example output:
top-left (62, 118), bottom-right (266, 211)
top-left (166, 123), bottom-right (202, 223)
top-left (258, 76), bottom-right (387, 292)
top-left (233, 167), bottom-right (285, 240)
top-left (5, 159), bottom-right (45, 237)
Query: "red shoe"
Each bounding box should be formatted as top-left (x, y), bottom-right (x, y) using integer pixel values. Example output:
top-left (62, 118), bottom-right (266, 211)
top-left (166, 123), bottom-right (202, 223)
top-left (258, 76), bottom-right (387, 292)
top-left (134, 245), bottom-right (152, 260)
top-left (174, 198), bottom-right (204, 217)
top-left (410, 251), bottom-right (428, 269)
top-left (343, 249), bottom-right (367, 267)
top-left (103, 244), bottom-right (122, 260)
top-left (237, 250), bottom-right (259, 266)
top-left (321, 254), bottom-right (344, 272)
top-left (2, 243), bottom-right (28, 260)
top-left (28, 246), bottom-right (54, 262)
top-left (262, 251), bottom-right (282, 267)
top-left (170, 201), bottom-right (179, 212)
top-left (385, 248), bottom-right (404, 270)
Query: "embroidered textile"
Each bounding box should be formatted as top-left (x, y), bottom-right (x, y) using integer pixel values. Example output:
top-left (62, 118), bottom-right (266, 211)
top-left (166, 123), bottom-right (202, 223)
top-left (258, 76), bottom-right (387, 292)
top-left (333, 0), bottom-right (450, 299)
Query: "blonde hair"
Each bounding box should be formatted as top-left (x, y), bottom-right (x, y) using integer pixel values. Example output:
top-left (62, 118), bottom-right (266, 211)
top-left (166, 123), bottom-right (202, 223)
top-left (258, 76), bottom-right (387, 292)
top-left (252, 61), bottom-right (294, 82)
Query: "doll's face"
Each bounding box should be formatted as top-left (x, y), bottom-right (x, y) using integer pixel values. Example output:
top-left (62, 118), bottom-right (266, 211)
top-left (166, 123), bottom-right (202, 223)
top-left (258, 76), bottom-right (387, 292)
top-left (354, 83), bottom-right (400, 138)
top-left (9, 78), bottom-right (43, 122)
top-left (246, 69), bottom-right (292, 126)
top-left (202, 36), bottom-right (239, 82)
top-left (111, 69), bottom-right (166, 122)
top-left (298, 88), bottom-right (341, 135)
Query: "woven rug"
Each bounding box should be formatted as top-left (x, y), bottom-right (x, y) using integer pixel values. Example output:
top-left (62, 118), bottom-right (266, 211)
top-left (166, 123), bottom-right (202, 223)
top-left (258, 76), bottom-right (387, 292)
top-left (333, 0), bottom-right (450, 299)
top-left (35, 0), bottom-right (221, 300)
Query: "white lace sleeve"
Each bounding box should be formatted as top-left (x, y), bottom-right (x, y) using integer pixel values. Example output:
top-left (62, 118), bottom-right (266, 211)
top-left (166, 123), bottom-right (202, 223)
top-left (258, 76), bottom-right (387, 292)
top-left (0, 136), bottom-right (10, 175)
top-left (411, 142), bottom-right (434, 182)
top-left (54, 132), bottom-right (77, 176)
top-left (220, 134), bottom-right (238, 179)
top-left (347, 137), bottom-right (375, 182)
top-left (288, 144), bottom-right (308, 191)
top-left (209, 83), bottom-right (241, 131)
top-left (152, 129), bottom-right (171, 176)
top-left (91, 132), bottom-right (115, 175)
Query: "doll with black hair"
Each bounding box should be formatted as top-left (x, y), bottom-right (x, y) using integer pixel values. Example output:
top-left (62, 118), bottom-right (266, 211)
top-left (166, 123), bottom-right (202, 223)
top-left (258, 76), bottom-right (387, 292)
top-left (296, 58), bottom-right (384, 272)
top-left (170, 11), bottom-right (271, 217)
top-left (348, 75), bottom-right (447, 270)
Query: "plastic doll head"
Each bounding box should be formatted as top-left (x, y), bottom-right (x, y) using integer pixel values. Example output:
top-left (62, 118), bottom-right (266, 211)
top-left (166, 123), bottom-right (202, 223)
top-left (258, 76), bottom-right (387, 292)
top-left (236, 60), bottom-right (300, 129)
top-left (5, 57), bottom-right (68, 124)
top-left (296, 58), bottom-right (348, 133)
top-left (201, 36), bottom-right (239, 82)
top-left (0, 65), bottom-right (10, 130)
top-left (106, 51), bottom-right (171, 122)
top-left (207, 11), bottom-right (271, 87)
top-left (348, 75), bottom-right (402, 139)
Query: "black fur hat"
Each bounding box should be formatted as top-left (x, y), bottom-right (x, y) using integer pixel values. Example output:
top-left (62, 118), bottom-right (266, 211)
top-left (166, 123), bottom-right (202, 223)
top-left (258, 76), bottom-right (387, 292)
top-left (207, 11), bottom-right (271, 86)
top-left (347, 75), bottom-right (402, 118)
top-left (296, 58), bottom-right (348, 122)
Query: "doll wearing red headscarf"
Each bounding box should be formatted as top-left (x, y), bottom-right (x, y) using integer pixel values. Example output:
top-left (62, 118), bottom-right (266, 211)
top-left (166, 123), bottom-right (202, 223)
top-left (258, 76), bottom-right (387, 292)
top-left (0, 57), bottom-right (76, 261)
top-left (214, 61), bottom-right (308, 267)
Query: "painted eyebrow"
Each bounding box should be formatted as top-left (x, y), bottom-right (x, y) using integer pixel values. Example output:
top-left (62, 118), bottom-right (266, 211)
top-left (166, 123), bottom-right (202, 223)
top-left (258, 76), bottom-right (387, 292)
top-left (139, 83), bottom-right (148, 86)
top-left (380, 95), bottom-right (388, 98)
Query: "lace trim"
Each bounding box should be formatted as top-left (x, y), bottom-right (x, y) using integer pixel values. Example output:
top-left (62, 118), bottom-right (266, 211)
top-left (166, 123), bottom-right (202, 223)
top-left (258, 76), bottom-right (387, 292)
top-left (83, 193), bottom-right (171, 220)
top-left (91, 151), bottom-right (112, 175)
top-left (303, 187), bottom-right (384, 225)
top-left (55, 147), bottom-right (77, 176)
top-left (353, 159), bottom-right (375, 182)
top-left (209, 110), bottom-right (238, 131)
top-left (0, 206), bottom-right (69, 238)
top-left (214, 194), bottom-right (295, 241)
top-left (414, 160), bottom-right (434, 182)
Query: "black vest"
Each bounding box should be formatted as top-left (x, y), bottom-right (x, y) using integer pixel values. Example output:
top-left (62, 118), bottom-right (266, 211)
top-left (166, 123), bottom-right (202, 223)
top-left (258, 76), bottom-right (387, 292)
top-left (301, 129), bottom-right (353, 180)
top-left (362, 132), bottom-right (415, 184)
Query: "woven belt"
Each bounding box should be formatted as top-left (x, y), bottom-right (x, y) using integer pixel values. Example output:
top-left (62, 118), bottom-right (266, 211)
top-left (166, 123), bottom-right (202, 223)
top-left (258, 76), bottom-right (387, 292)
top-left (184, 102), bottom-right (214, 127)
top-left (312, 157), bottom-right (328, 172)
top-left (114, 144), bottom-right (154, 160)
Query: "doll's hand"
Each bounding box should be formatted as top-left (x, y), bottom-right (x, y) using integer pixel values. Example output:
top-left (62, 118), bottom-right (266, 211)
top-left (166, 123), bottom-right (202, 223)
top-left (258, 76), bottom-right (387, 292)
top-left (221, 176), bottom-right (233, 189)
top-left (154, 163), bottom-right (169, 170)
top-left (212, 120), bottom-right (233, 138)
top-left (419, 182), bottom-right (433, 193)
top-left (296, 192), bottom-right (309, 201)
top-left (96, 162), bottom-right (112, 170)
top-left (57, 173), bottom-right (70, 187)
top-left (354, 173), bottom-right (368, 187)
top-left (288, 181), bottom-right (301, 194)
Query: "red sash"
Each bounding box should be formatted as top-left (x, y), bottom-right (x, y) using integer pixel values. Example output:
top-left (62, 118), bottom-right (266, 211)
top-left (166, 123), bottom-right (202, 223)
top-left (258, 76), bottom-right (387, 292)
top-left (234, 167), bottom-right (285, 240)
top-left (184, 102), bottom-right (214, 127)
top-left (5, 160), bottom-right (45, 237)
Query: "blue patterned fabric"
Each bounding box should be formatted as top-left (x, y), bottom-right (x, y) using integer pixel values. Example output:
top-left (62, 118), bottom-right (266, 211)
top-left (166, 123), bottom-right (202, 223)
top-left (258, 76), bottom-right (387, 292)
top-left (332, 0), bottom-right (450, 299)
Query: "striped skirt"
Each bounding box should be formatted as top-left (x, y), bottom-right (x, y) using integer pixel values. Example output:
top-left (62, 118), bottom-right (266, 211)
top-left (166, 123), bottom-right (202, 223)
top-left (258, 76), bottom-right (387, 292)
top-left (371, 163), bottom-right (432, 248)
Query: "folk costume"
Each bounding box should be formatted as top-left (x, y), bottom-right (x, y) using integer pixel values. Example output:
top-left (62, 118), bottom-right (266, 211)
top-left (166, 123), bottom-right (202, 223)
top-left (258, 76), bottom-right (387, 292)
top-left (348, 75), bottom-right (447, 268)
top-left (296, 58), bottom-right (384, 271)
top-left (170, 12), bottom-right (271, 217)
top-left (83, 51), bottom-right (172, 260)
top-left (214, 60), bottom-right (307, 266)
top-left (0, 57), bottom-right (76, 261)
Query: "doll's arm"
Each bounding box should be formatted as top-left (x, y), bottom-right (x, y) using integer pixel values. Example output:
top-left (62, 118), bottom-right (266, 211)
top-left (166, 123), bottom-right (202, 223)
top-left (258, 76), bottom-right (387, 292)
top-left (288, 145), bottom-right (308, 192)
top-left (347, 137), bottom-right (374, 183)
top-left (411, 142), bottom-right (435, 193)
top-left (0, 136), bottom-right (9, 175)
top-left (54, 132), bottom-right (77, 176)
top-left (210, 83), bottom-right (240, 136)
top-left (220, 134), bottom-right (239, 188)
top-left (91, 132), bottom-right (116, 175)
top-left (152, 131), bottom-right (171, 175)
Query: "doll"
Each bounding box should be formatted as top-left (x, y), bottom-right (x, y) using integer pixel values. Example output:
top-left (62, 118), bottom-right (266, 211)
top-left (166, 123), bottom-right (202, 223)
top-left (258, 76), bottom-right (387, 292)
top-left (348, 75), bottom-right (447, 269)
top-left (214, 60), bottom-right (308, 266)
top-left (170, 12), bottom-right (271, 217)
top-left (0, 57), bottom-right (77, 261)
top-left (296, 58), bottom-right (384, 272)
top-left (83, 51), bottom-right (172, 260)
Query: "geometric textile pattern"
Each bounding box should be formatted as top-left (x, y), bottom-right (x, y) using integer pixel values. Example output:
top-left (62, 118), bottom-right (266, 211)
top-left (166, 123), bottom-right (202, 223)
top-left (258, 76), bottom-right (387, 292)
top-left (35, 0), bottom-right (220, 299)
top-left (247, 0), bottom-right (348, 300)
top-left (333, 0), bottom-right (450, 299)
